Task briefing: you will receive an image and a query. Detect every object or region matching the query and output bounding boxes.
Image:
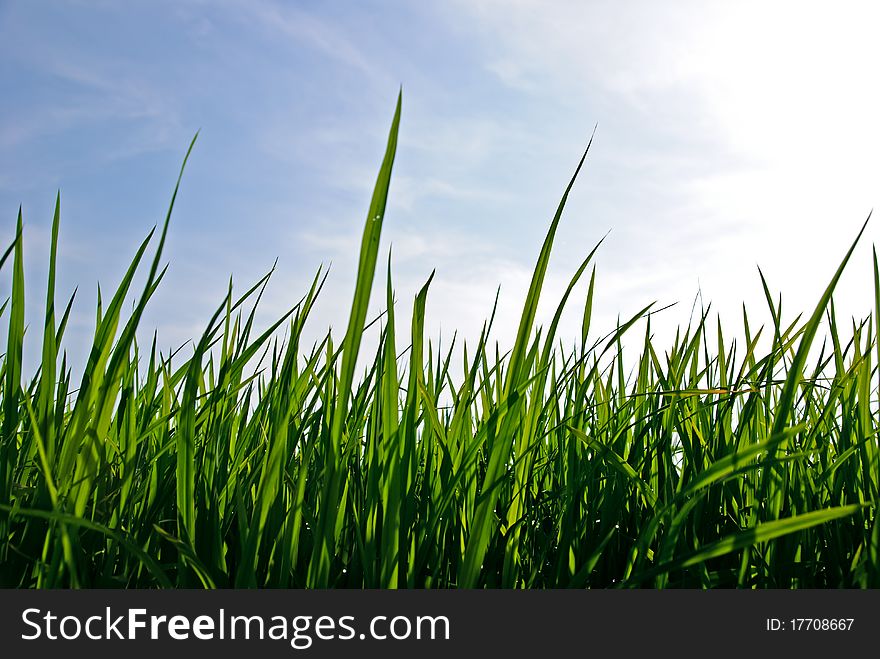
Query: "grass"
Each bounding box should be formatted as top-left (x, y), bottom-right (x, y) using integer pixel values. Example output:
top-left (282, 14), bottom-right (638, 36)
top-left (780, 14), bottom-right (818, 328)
top-left (1, 94), bottom-right (878, 588)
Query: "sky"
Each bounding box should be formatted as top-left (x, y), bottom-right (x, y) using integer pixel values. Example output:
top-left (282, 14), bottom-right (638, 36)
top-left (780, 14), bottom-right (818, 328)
top-left (2, 0), bottom-right (880, 374)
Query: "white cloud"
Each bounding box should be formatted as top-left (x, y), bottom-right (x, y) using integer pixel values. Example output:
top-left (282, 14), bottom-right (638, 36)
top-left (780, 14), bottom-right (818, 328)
top-left (449, 0), bottom-right (880, 348)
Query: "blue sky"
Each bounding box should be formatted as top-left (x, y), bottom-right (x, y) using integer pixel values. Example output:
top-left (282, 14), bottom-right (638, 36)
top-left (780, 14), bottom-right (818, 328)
top-left (3, 0), bottom-right (880, 372)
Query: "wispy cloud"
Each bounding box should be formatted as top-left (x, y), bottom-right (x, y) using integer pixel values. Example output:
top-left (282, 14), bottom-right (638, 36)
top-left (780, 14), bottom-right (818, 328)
top-left (453, 0), bottom-right (880, 338)
top-left (236, 0), bottom-right (394, 88)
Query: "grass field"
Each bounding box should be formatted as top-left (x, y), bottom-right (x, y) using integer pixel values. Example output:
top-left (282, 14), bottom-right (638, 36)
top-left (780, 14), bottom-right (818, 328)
top-left (1, 95), bottom-right (878, 588)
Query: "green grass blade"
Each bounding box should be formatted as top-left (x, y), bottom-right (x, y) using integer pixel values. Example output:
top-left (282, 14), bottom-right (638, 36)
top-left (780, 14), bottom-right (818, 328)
top-left (308, 90), bottom-right (402, 587)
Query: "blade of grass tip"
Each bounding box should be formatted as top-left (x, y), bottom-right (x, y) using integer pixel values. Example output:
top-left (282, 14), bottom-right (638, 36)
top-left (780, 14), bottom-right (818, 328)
top-left (308, 90), bottom-right (401, 587)
top-left (582, 264), bottom-right (596, 348)
top-left (543, 235), bottom-right (606, 365)
top-left (38, 193), bottom-right (60, 464)
top-left (54, 289), bottom-right (76, 357)
top-left (765, 213), bottom-right (871, 519)
top-left (505, 128), bottom-right (595, 393)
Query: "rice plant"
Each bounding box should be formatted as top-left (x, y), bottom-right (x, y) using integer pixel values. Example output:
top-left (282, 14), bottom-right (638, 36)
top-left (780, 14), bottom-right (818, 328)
top-left (1, 94), bottom-right (877, 588)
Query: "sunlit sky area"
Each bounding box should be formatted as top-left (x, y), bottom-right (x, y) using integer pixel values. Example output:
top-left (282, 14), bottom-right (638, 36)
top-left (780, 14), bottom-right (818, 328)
top-left (2, 0), bottom-right (880, 371)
